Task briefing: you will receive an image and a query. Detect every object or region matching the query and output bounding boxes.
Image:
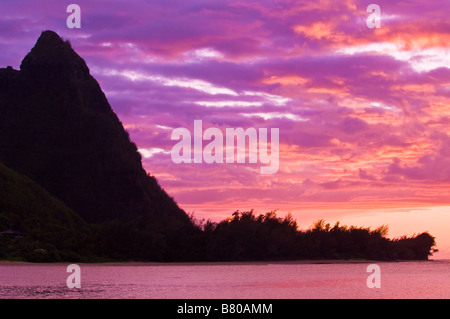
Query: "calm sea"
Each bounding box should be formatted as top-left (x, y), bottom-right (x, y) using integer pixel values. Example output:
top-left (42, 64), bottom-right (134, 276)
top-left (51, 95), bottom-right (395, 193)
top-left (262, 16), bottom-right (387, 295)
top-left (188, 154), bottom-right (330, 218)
top-left (0, 260), bottom-right (449, 299)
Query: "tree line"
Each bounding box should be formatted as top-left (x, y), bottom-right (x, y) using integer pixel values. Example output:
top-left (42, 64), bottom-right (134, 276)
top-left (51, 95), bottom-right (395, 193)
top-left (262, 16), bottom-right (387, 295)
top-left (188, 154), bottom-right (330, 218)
top-left (192, 210), bottom-right (437, 262)
top-left (0, 161), bottom-right (438, 263)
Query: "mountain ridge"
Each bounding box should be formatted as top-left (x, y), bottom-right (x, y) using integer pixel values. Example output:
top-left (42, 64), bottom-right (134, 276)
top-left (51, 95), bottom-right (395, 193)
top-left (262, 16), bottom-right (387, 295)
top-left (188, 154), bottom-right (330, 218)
top-left (0, 30), bottom-right (188, 224)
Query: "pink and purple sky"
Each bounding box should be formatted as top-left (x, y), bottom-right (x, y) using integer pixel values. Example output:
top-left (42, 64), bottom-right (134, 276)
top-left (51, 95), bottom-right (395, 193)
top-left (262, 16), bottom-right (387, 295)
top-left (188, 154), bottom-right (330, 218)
top-left (2, 0), bottom-right (450, 258)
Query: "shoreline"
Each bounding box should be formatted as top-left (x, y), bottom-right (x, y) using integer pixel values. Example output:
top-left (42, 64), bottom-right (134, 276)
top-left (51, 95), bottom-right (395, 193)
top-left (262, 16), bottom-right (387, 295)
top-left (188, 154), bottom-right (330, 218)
top-left (0, 259), bottom-right (442, 267)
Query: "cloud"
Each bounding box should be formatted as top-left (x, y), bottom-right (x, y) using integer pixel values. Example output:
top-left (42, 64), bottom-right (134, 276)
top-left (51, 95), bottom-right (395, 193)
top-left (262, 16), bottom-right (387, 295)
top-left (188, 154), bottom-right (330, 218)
top-left (1, 0), bottom-right (450, 219)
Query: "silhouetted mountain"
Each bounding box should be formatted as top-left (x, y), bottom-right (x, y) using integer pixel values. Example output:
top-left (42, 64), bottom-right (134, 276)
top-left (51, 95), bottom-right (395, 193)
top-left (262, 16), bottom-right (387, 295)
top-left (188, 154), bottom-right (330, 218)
top-left (0, 30), bottom-right (187, 224)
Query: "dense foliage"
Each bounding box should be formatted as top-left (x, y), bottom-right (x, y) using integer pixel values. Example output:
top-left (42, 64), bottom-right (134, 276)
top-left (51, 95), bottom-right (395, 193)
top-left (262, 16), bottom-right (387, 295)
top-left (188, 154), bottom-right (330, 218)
top-left (196, 210), bottom-right (437, 261)
top-left (1, 185), bottom-right (437, 261)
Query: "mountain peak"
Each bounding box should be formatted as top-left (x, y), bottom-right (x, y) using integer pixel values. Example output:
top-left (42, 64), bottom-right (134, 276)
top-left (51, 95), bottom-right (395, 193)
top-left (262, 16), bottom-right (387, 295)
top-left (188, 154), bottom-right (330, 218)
top-left (0, 30), bottom-right (189, 224)
top-left (20, 30), bottom-right (90, 81)
top-left (35, 30), bottom-right (66, 47)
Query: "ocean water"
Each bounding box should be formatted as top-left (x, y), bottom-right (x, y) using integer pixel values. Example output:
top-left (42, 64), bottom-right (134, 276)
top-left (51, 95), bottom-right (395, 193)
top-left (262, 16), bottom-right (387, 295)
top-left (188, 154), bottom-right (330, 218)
top-left (0, 260), bottom-right (448, 299)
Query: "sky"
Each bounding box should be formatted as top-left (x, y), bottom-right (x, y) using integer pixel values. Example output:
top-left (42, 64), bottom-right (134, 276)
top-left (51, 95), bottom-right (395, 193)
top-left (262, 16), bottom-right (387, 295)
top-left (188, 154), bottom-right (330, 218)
top-left (1, 0), bottom-right (450, 258)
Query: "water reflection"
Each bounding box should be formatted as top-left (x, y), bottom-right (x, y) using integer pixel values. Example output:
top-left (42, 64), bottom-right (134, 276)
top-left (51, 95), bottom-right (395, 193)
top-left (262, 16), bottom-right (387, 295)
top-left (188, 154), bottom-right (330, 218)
top-left (0, 261), bottom-right (449, 299)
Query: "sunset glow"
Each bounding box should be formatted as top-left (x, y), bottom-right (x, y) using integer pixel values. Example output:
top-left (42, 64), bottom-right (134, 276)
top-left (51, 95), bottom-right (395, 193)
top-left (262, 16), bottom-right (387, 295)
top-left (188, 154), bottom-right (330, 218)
top-left (2, 0), bottom-right (449, 258)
